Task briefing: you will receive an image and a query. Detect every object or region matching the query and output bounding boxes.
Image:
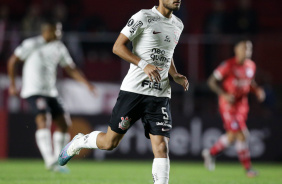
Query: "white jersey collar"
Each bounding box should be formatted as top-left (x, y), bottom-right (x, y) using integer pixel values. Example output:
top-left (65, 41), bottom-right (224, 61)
top-left (152, 6), bottom-right (173, 21)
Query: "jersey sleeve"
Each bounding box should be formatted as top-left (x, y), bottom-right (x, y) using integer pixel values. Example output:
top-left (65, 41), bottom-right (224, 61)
top-left (14, 39), bottom-right (34, 61)
top-left (121, 10), bottom-right (148, 41)
top-left (59, 43), bottom-right (75, 67)
top-left (213, 61), bottom-right (230, 80)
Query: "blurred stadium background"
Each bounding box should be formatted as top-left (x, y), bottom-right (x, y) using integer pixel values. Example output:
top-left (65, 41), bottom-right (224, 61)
top-left (0, 0), bottom-right (282, 164)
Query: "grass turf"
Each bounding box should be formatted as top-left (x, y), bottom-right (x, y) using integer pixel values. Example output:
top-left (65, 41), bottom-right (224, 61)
top-left (0, 160), bottom-right (281, 184)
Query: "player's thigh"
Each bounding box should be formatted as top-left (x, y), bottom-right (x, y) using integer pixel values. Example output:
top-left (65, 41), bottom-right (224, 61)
top-left (142, 97), bottom-right (172, 139)
top-left (220, 109), bottom-right (243, 133)
top-left (109, 90), bottom-right (144, 135)
top-left (226, 131), bottom-right (237, 143)
top-left (53, 113), bottom-right (71, 131)
top-left (236, 130), bottom-right (249, 141)
top-left (46, 97), bottom-right (66, 120)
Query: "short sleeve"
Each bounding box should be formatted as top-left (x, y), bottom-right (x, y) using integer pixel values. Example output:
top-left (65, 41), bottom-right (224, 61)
top-left (121, 11), bottom-right (148, 41)
top-left (213, 61), bottom-right (230, 80)
top-left (59, 43), bottom-right (75, 67)
top-left (14, 39), bottom-right (34, 61)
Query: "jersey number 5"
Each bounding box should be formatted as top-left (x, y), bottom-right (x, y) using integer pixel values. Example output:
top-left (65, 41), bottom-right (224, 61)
top-left (161, 107), bottom-right (169, 120)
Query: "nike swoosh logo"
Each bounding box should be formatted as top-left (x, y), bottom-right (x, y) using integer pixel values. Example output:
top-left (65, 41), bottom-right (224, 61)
top-left (162, 128), bottom-right (170, 132)
top-left (153, 31), bottom-right (161, 34)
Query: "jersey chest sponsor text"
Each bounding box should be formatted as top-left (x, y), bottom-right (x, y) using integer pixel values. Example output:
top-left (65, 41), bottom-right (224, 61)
top-left (232, 79), bottom-right (251, 88)
top-left (150, 48), bottom-right (170, 68)
top-left (141, 80), bottom-right (163, 91)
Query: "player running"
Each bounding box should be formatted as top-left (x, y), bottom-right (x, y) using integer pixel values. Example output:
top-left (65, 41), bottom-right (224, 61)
top-left (202, 39), bottom-right (265, 177)
top-left (7, 20), bottom-right (96, 173)
top-left (58, 0), bottom-right (188, 183)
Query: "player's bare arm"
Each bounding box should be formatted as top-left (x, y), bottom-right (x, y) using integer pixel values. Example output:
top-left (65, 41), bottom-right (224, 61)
top-left (64, 65), bottom-right (97, 95)
top-left (169, 58), bottom-right (189, 91)
top-left (7, 54), bottom-right (22, 96)
top-left (207, 74), bottom-right (235, 103)
top-left (250, 80), bottom-right (265, 102)
top-left (113, 33), bottom-right (162, 83)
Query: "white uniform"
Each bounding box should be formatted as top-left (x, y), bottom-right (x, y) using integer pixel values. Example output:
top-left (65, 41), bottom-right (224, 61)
top-left (120, 6), bottom-right (184, 98)
top-left (14, 36), bottom-right (74, 98)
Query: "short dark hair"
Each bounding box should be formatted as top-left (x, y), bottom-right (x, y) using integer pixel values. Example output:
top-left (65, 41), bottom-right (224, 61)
top-left (41, 19), bottom-right (57, 28)
top-left (233, 37), bottom-right (252, 47)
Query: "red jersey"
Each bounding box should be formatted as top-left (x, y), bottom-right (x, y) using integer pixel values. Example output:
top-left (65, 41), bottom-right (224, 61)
top-left (213, 57), bottom-right (256, 132)
top-left (214, 57), bottom-right (256, 100)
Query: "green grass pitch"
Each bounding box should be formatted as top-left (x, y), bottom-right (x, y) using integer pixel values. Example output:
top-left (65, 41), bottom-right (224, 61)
top-left (0, 159), bottom-right (281, 184)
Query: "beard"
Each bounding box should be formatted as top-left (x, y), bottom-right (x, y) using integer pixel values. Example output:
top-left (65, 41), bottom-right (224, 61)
top-left (163, 2), bottom-right (181, 12)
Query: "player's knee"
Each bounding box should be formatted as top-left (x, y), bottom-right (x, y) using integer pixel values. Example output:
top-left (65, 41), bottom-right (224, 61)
top-left (237, 132), bottom-right (247, 141)
top-left (35, 114), bottom-right (47, 129)
top-left (154, 142), bottom-right (169, 157)
top-left (54, 114), bottom-right (70, 132)
top-left (59, 123), bottom-right (68, 132)
top-left (227, 132), bottom-right (236, 143)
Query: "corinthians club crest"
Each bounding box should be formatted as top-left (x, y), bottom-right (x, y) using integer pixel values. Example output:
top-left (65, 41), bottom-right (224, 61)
top-left (118, 116), bottom-right (131, 130)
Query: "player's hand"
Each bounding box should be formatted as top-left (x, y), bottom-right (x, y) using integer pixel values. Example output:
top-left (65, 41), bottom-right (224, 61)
top-left (222, 93), bottom-right (235, 104)
top-left (173, 73), bottom-right (189, 91)
top-left (87, 84), bottom-right (98, 96)
top-left (143, 64), bottom-right (163, 83)
top-left (9, 84), bottom-right (18, 96)
top-left (255, 87), bottom-right (265, 102)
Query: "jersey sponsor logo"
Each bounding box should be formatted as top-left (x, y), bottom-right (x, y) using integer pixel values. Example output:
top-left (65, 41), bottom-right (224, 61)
top-left (141, 80), bottom-right (163, 91)
top-left (130, 21), bottom-right (143, 34)
top-left (150, 48), bottom-right (170, 68)
top-left (36, 98), bottom-right (47, 110)
top-left (127, 18), bottom-right (134, 27)
top-left (246, 68), bottom-right (254, 78)
top-left (156, 121), bottom-right (172, 132)
top-left (156, 122), bottom-right (172, 128)
top-left (231, 120), bottom-right (239, 130)
top-left (153, 31), bottom-right (161, 34)
top-left (232, 79), bottom-right (251, 87)
top-left (118, 116), bottom-right (131, 130)
top-left (162, 128), bottom-right (170, 132)
top-left (164, 35), bottom-right (171, 42)
top-left (152, 48), bottom-right (166, 55)
top-left (148, 16), bottom-right (160, 23)
top-left (174, 30), bottom-right (180, 44)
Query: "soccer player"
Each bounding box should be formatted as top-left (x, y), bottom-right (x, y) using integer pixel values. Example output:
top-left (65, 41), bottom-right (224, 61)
top-left (202, 39), bottom-right (265, 177)
top-left (7, 20), bottom-right (96, 172)
top-left (58, 0), bottom-right (188, 183)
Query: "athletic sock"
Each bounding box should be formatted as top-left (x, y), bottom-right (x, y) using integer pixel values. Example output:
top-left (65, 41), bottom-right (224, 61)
top-left (210, 135), bottom-right (229, 156)
top-left (235, 140), bottom-right (252, 170)
top-left (35, 129), bottom-right (54, 167)
top-left (152, 158), bottom-right (170, 184)
top-left (76, 131), bottom-right (102, 149)
top-left (53, 131), bottom-right (70, 158)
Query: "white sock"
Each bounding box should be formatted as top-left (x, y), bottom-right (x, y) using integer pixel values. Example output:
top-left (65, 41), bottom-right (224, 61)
top-left (76, 131), bottom-right (102, 149)
top-left (235, 140), bottom-right (248, 151)
top-left (152, 158), bottom-right (170, 184)
top-left (35, 129), bottom-right (54, 167)
top-left (53, 131), bottom-right (70, 158)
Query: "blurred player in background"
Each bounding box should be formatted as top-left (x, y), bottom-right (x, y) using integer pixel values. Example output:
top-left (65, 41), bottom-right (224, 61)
top-left (202, 39), bottom-right (265, 177)
top-left (7, 20), bottom-right (96, 173)
top-left (58, 0), bottom-right (188, 183)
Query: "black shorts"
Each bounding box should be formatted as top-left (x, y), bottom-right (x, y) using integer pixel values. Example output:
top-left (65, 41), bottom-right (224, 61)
top-left (109, 90), bottom-right (172, 139)
top-left (25, 95), bottom-right (65, 118)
